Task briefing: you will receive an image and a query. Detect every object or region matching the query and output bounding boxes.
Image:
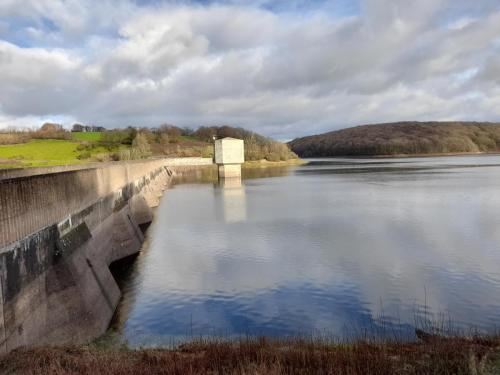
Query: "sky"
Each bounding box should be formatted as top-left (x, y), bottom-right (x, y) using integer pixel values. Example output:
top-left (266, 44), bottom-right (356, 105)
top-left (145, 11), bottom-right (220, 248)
top-left (0, 0), bottom-right (500, 139)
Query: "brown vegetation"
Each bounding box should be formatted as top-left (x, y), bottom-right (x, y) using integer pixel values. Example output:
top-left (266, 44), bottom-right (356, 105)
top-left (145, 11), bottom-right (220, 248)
top-left (289, 122), bottom-right (500, 157)
top-left (40, 123), bottom-right (64, 132)
top-left (193, 126), bottom-right (298, 161)
top-left (99, 125), bottom-right (298, 162)
top-left (0, 124), bottom-right (70, 145)
top-left (0, 336), bottom-right (498, 374)
top-left (0, 132), bottom-right (31, 145)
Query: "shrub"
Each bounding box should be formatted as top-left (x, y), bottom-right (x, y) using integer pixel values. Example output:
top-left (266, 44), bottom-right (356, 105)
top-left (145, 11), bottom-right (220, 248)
top-left (100, 131), bottom-right (130, 148)
top-left (266, 152), bottom-right (281, 162)
top-left (40, 123), bottom-right (64, 132)
top-left (77, 151), bottom-right (91, 160)
top-left (158, 124), bottom-right (182, 143)
top-left (76, 142), bottom-right (95, 152)
top-left (159, 133), bottom-right (170, 146)
top-left (92, 153), bottom-right (112, 162)
top-left (132, 133), bottom-right (151, 158)
top-left (201, 146), bottom-right (214, 158)
top-left (0, 133), bottom-right (31, 145)
top-left (32, 130), bottom-right (71, 140)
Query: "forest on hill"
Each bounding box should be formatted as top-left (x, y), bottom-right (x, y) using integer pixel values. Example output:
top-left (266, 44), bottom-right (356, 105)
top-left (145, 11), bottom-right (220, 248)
top-left (289, 122), bottom-right (500, 157)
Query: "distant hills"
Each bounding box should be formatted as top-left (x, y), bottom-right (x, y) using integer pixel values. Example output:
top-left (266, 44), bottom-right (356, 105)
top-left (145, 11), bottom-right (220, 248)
top-left (289, 122), bottom-right (500, 157)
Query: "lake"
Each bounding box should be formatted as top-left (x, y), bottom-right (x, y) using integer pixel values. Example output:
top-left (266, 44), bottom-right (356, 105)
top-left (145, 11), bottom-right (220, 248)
top-left (110, 156), bottom-right (500, 346)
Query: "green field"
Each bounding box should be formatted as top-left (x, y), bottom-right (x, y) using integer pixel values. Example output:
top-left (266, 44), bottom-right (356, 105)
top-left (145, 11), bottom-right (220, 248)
top-left (0, 139), bottom-right (110, 168)
top-left (179, 135), bottom-right (199, 142)
top-left (71, 132), bottom-right (103, 142)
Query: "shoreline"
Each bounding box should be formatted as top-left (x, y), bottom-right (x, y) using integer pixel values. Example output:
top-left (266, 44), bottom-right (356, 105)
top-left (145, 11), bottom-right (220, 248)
top-left (373, 151), bottom-right (500, 158)
top-left (302, 151), bottom-right (500, 159)
top-left (0, 157), bottom-right (308, 171)
top-left (6, 149), bottom-right (498, 172)
top-left (242, 158), bottom-right (308, 168)
top-left (1, 335), bottom-right (498, 374)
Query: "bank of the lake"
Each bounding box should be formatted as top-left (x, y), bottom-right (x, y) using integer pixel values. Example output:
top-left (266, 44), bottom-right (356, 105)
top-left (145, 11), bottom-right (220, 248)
top-left (242, 158), bottom-right (307, 168)
top-left (1, 335), bottom-right (499, 374)
top-left (372, 151), bottom-right (500, 158)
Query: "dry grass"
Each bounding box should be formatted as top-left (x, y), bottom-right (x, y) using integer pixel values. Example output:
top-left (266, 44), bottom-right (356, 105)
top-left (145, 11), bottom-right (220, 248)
top-left (0, 132), bottom-right (31, 145)
top-left (150, 140), bottom-right (214, 158)
top-left (1, 336), bottom-right (499, 375)
top-left (0, 130), bottom-right (70, 145)
top-left (242, 159), bottom-right (307, 168)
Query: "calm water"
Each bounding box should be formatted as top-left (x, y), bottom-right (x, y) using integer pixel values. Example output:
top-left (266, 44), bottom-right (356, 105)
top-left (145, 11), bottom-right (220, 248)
top-left (110, 156), bottom-right (500, 346)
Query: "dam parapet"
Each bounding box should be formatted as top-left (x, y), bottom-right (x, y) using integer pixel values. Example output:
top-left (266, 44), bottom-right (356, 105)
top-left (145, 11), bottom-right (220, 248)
top-left (0, 158), bottom-right (213, 352)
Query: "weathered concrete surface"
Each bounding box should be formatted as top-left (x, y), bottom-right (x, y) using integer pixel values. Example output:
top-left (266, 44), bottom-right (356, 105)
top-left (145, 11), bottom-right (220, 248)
top-left (0, 158), bottom-right (213, 352)
top-left (215, 138), bottom-right (244, 178)
top-left (214, 138), bottom-right (244, 165)
top-left (165, 157), bottom-right (213, 167)
top-left (0, 157), bottom-right (213, 181)
top-left (218, 164), bottom-right (242, 178)
top-left (0, 160), bottom-right (172, 247)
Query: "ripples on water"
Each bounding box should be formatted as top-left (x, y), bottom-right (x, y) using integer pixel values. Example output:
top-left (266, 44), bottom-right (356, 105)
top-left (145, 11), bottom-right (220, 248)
top-left (110, 156), bottom-right (500, 347)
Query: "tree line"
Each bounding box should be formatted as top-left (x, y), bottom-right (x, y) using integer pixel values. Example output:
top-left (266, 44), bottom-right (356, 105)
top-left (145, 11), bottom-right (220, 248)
top-left (95, 124), bottom-right (298, 162)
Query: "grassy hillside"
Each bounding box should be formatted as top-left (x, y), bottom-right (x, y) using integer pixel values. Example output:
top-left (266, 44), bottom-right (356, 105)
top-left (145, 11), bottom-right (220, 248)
top-left (289, 122), bottom-right (500, 157)
top-left (71, 132), bottom-right (103, 142)
top-left (0, 126), bottom-right (298, 169)
top-left (0, 139), bottom-right (86, 168)
top-left (0, 138), bottom-right (113, 168)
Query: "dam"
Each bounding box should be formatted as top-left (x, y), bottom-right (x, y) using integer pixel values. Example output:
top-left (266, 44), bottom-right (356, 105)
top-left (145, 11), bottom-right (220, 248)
top-left (0, 158), bottom-right (214, 353)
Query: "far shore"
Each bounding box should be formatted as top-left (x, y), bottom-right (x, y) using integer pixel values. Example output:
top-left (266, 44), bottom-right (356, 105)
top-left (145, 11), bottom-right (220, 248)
top-left (373, 151), bottom-right (500, 158)
top-left (6, 150), bottom-right (499, 173)
top-left (302, 151), bottom-right (500, 159)
top-left (242, 158), bottom-right (308, 168)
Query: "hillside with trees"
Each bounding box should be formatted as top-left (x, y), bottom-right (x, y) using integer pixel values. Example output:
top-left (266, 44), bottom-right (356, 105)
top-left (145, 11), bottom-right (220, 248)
top-left (192, 126), bottom-right (298, 161)
top-left (0, 124), bottom-right (298, 169)
top-left (289, 122), bottom-right (500, 157)
top-left (75, 125), bottom-right (297, 162)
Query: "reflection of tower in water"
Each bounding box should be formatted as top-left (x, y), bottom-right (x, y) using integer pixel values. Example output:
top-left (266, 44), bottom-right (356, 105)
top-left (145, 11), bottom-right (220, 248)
top-left (220, 177), bottom-right (247, 223)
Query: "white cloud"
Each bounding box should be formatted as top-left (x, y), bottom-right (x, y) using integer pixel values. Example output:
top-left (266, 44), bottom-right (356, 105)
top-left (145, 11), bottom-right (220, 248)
top-left (0, 0), bottom-right (499, 138)
top-left (0, 41), bottom-right (87, 116)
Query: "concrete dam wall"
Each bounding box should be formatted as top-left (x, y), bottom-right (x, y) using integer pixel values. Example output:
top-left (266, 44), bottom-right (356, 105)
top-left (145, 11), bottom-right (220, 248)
top-left (0, 158), bottom-right (213, 352)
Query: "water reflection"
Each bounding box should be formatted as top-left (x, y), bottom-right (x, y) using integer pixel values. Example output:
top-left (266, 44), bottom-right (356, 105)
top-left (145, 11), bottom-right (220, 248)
top-left (242, 166), bottom-right (291, 179)
top-left (218, 177), bottom-right (247, 223)
top-left (111, 156), bottom-right (500, 347)
top-left (170, 165), bottom-right (218, 185)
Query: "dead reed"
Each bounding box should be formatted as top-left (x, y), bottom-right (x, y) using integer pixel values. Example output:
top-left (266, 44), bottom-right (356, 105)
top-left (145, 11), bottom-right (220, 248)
top-left (0, 335), bottom-right (498, 375)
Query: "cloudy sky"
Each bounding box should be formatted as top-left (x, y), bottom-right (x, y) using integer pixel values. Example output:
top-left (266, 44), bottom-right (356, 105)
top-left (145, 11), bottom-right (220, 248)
top-left (0, 0), bottom-right (499, 139)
